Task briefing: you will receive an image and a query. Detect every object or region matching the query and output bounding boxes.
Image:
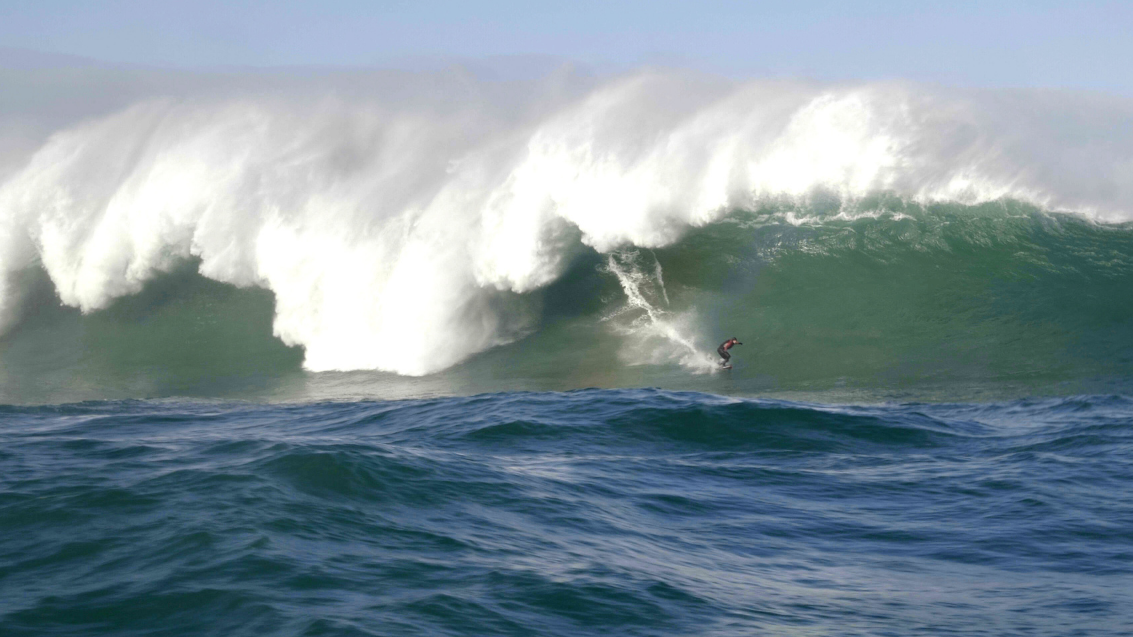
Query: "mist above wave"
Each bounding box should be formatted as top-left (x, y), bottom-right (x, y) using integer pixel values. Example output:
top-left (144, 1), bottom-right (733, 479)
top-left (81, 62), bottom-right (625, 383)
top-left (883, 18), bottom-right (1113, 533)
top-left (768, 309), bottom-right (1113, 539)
top-left (1, 65), bottom-right (1131, 375)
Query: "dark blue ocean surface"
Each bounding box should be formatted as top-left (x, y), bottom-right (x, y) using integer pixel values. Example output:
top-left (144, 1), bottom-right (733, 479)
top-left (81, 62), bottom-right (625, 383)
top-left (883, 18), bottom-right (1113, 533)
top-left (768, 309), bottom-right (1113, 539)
top-left (2, 389), bottom-right (1131, 636)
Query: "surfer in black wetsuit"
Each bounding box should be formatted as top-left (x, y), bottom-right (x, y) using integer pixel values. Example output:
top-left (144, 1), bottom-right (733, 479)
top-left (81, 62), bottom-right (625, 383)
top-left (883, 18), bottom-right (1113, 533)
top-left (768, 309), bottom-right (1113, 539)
top-left (717, 337), bottom-right (741, 367)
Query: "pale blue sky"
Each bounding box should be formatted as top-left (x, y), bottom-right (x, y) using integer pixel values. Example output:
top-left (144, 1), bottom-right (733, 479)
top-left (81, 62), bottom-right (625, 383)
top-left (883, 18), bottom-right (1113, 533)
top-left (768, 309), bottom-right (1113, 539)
top-left (1, 1), bottom-right (1131, 94)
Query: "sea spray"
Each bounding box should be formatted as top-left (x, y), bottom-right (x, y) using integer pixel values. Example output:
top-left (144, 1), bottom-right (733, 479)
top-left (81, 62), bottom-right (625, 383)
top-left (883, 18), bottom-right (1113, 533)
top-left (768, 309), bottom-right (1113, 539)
top-left (1, 69), bottom-right (1132, 376)
top-left (601, 250), bottom-right (716, 372)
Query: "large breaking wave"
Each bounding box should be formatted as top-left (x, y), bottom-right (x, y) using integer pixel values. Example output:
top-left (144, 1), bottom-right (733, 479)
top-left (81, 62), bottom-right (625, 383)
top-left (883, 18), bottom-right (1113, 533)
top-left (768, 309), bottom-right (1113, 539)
top-left (1, 66), bottom-right (1132, 378)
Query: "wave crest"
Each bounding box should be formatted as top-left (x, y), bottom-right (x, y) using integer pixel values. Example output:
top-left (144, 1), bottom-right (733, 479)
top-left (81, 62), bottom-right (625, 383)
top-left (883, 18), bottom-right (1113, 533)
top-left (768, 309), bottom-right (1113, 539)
top-left (2, 70), bottom-right (1132, 374)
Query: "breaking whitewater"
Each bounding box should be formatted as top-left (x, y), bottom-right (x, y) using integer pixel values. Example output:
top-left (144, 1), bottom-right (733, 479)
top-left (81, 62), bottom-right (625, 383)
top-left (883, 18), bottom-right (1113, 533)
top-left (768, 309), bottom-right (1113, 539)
top-left (1, 65), bottom-right (1131, 402)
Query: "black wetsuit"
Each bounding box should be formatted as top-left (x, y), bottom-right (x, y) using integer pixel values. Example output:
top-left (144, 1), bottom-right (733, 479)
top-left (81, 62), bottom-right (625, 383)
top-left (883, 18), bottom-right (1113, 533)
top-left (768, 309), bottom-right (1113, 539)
top-left (718, 340), bottom-right (737, 365)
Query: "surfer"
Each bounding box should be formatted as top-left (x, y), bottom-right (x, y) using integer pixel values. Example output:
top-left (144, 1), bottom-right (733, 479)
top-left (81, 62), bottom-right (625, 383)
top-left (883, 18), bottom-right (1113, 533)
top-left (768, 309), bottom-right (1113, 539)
top-left (717, 337), bottom-right (741, 367)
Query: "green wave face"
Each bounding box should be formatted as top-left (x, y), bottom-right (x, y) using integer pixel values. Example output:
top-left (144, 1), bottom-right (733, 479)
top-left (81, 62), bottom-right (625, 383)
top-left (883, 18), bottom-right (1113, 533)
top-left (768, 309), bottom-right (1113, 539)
top-left (669, 196), bottom-right (1133, 397)
top-left (3, 195), bottom-right (1132, 404)
top-left (454, 195), bottom-right (1133, 401)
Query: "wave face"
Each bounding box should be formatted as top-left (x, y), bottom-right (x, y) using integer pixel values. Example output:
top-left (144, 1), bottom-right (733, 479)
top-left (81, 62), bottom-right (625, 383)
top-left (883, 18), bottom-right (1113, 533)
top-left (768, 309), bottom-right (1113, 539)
top-left (1, 68), bottom-right (1133, 396)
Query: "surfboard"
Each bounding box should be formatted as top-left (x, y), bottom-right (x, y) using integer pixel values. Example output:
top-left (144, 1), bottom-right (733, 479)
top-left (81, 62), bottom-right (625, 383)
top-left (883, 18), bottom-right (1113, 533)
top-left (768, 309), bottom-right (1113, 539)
top-left (719, 364), bottom-right (732, 370)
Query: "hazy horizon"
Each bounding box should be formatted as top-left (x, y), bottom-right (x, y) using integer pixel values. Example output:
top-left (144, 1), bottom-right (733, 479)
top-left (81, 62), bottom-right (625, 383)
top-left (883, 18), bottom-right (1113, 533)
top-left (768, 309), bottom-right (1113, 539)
top-left (1, 1), bottom-right (1131, 95)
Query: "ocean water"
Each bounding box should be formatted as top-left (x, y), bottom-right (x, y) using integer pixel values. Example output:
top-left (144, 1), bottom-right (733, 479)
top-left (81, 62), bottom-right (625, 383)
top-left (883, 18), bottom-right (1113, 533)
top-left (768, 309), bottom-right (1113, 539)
top-left (3, 392), bottom-right (1133, 636)
top-left (2, 67), bottom-right (1133, 634)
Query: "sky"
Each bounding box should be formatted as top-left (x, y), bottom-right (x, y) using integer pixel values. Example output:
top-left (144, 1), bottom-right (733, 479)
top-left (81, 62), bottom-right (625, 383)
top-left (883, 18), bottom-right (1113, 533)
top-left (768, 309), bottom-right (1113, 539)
top-left (0, 0), bottom-right (1131, 94)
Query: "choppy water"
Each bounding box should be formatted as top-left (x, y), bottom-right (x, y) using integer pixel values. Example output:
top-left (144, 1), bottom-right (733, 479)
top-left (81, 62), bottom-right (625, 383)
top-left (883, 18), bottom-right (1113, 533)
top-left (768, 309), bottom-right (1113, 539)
top-left (3, 390), bottom-right (1132, 636)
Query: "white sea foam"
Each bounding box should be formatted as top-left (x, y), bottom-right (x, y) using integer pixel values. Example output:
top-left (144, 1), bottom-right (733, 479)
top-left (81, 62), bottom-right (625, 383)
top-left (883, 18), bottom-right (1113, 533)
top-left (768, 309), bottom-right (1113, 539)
top-left (1, 69), bottom-right (1131, 374)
